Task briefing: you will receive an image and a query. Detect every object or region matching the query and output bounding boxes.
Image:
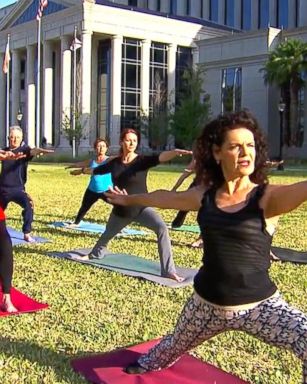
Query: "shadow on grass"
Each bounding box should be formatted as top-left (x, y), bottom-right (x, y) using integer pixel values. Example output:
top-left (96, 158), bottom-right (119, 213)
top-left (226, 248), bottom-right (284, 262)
top-left (0, 336), bottom-right (86, 383)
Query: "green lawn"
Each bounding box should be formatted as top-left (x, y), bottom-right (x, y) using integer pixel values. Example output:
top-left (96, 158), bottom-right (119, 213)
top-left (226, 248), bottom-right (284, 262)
top-left (1, 164), bottom-right (306, 384)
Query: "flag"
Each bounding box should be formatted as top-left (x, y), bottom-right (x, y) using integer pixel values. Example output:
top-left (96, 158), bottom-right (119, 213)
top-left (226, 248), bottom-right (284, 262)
top-left (36, 0), bottom-right (48, 20)
top-left (70, 37), bottom-right (82, 51)
top-left (2, 39), bottom-right (10, 74)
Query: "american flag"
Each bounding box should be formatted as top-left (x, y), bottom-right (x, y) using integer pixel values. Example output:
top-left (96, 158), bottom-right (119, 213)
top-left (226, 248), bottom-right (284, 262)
top-left (36, 0), bottom-right (48, 21)
top-left (2, 38), bottom-right (10, 74)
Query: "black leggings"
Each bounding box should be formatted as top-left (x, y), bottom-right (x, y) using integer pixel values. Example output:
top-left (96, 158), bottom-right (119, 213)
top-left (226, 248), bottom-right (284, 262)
top-left (75, 188), bottom-right (108, 224)
top-left (0, 220), bottom-right (13, 294)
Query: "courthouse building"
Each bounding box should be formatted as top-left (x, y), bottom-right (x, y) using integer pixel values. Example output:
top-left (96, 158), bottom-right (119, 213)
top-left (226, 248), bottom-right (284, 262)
top-left (0, 0), bottom-right (232, 151)
top-left (1, 0), bottom-right (307, 157)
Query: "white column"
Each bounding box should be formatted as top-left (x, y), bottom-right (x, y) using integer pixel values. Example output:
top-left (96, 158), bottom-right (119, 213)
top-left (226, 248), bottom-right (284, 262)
top-left (43, 40), bottom-right (53, 145)
top-left (12, 50), bottom-right (21, 126)
top-left (26, 45), bottom-right (36, 147)
top-left (0, 53), bottom-right (6, 145)
top-left (60, 35), bottom-right (72, 148)
top-left (140, 39), bottom-right (150, 148)
top-left (81, 29), bottom-right (93, 148)
top-left (110, 34), bottom-right (123, 148)
top-left (167, 43), bottom-right (177, 112)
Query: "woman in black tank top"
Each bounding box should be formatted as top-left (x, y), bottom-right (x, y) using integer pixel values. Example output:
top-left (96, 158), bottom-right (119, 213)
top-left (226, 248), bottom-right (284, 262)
top-left (107, 110), bottom-right (307, 382)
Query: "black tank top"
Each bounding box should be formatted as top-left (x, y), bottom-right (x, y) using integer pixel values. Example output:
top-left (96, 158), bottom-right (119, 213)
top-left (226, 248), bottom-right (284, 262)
top-left (194, 185), bottom-right (277, 306)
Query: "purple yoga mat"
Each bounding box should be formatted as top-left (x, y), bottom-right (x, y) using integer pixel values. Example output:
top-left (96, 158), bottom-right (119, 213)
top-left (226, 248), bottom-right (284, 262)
top-left (71, 339), bottom-right (250, 384)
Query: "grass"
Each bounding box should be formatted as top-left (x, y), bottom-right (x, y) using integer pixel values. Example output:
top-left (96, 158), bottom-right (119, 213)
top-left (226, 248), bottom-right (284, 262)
top-left (1, 164), bottom-right (306, 384)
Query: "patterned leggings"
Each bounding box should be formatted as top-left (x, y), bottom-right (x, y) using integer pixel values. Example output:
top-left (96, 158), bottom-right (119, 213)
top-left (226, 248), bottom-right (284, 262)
top-left (138, 292), bottom-right (307, 383)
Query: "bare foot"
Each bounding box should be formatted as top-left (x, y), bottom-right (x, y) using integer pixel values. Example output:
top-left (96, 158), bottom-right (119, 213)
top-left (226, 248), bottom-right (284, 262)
top-left (70, 254), bottom-right (89, 261)
top-left (191, 239), bottom-right (203, 248)
top-left (270, 250), bottom-right (280, 261)
top-left (24, 233), bottom-right (36, 243)
top-left (166, 273), bottom-right (185, 282)
top-left (1, 294), bottom-right (18, 313)
top-left (65, 223), bottom-right (79, 228)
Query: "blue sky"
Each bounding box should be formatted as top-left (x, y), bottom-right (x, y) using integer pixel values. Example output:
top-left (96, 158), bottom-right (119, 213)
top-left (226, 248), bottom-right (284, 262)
top-left (0, 0), bottom-right (17, 9)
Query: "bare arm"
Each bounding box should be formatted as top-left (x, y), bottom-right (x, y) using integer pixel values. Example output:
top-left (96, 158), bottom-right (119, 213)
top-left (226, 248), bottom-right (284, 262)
top-left (30, 147), bottom-right (54, 157)
top-left (65, 159), bottom-right (91, 169)
top-left (105, 185), bottom-right (205, 211)
top-left (172, 170), bottom-right (194, 191)
top-left (158, 149), bottom-right (193, 163)
top-left (262, 182), bottom-right (307, 218)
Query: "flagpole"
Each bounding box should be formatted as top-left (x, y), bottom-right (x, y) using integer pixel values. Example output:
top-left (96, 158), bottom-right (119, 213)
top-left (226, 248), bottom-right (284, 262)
top-left (72, 25), bottom-right (78, 158)
top-left (5, 34), bottom-right (10, 144)
top-left (36, 17), bottom-right (42, 148)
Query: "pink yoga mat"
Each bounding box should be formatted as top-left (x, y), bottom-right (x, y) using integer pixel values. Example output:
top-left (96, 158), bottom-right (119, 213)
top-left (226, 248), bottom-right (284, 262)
top-left (71, 339), bottom-right (250, 384)
top-left (0, 287), bottom-right (48, 317)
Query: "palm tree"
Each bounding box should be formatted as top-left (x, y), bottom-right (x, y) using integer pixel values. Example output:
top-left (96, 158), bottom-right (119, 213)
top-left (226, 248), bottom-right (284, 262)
top-left (262, 38), bottom-right (307, 146)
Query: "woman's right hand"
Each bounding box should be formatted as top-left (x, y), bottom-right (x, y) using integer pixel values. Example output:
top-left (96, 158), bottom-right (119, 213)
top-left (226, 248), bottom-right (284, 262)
top-left (104, 186), bottom-right (129, 206)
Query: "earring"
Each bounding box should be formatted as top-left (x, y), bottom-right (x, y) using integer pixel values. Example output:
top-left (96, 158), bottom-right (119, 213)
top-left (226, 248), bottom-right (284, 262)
top-left (216, 160), bottom-right (220, 165)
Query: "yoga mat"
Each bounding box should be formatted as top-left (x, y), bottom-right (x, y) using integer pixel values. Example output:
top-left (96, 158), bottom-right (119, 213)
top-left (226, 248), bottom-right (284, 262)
top-left (170, 224), bottom-right (200, 234)
top-left (50, 249), bottom-right (197, 288)
top-left (71, 339), bottom-right (250, 384)
top-left (8, 227), bottom-right (50, 246)
top-left (0, 287), bottom-right (48, 317)
top-left (50, 221), bottom-right (147, 236)
top-left (271, 246), bottom-right (307, 264)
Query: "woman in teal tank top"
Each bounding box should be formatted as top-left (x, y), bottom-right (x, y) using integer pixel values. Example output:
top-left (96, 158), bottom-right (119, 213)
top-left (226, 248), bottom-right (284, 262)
top-left (66, 138), bottom-right (113, 226)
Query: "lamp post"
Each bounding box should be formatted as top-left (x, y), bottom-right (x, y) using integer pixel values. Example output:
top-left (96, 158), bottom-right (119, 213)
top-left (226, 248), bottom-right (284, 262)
top-left (278, 99), bottom-right (286, 171)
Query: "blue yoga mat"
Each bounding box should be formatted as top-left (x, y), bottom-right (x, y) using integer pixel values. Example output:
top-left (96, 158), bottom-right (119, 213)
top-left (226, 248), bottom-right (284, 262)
top-left (8, 227), bottom-right (50, 246)
top-left (170, 224), bottom-right (200, 234)
top-left (50, 221), bottom-right (148, 236)
top-left (50, 248), bottom-right (197, 288)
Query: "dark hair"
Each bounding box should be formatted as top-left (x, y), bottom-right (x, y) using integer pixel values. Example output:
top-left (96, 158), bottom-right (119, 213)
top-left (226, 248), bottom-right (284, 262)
top-left (119, 128), bottom-right (140, 154)
top-left (194, 110), bottom-right (268, 188)
top-left (93, 138), bottom-right (108, 149)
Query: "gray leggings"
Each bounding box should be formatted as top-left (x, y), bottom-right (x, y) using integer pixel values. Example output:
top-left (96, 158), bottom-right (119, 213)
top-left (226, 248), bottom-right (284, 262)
top-left (90, 207), bottom-right (176, 276)
top-left (138, 292), bottom-right (307, 383)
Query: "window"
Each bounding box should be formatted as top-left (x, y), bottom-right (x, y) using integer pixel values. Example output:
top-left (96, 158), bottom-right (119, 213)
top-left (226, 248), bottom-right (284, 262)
top-left (97, 40), bottom-right (111, 139)
top-left (209, 0), bottom-right (219, 22)
top-left (241, 0), bottom-right (251, 30)
top-left (221, 67), bottom-right (242, 113)
top-left (128, 0), bottom-right (138, 6)
top-left (149, 42), bottom-right (168, 116)
top-left (277, 0), bottom-right (288, 28)
top-left (186, 0), bottom-right (191, 15)
top-left (258, 0), bottom-right (270, 28)
top-left (175, 46), bottom-right (192, 105)
top-left (225, 0), bottom-right (235, 27)
top-left (121, 38), bottom-right (141, 130)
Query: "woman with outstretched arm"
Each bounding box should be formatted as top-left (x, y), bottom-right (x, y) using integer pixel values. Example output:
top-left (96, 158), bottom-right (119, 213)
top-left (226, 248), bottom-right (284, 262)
top-left (69, 128), bottom-right (192, 282)
top-left (106, 111), bottom-right (307, 381)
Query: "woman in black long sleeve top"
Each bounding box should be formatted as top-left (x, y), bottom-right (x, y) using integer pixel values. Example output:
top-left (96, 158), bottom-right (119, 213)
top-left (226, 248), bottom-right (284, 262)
top-left (70, 128), bottom-right (192, 282)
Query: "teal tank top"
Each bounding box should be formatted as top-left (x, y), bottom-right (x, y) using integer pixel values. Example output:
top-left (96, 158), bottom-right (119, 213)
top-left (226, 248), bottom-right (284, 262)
top-left (88, 158), bottom-right (113, 193)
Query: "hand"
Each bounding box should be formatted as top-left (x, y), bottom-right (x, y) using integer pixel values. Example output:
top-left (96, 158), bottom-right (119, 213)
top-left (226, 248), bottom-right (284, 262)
top-left (70, 169), bottom-right (82, 176)
top-left (0, 151), bottom-right (26, 160)
top-left (173, 149), bottom-right (193, 157)
top-left (104, 186), bottom-right (129, 206)
top-left (30, 147), bottom-right (55, 157)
